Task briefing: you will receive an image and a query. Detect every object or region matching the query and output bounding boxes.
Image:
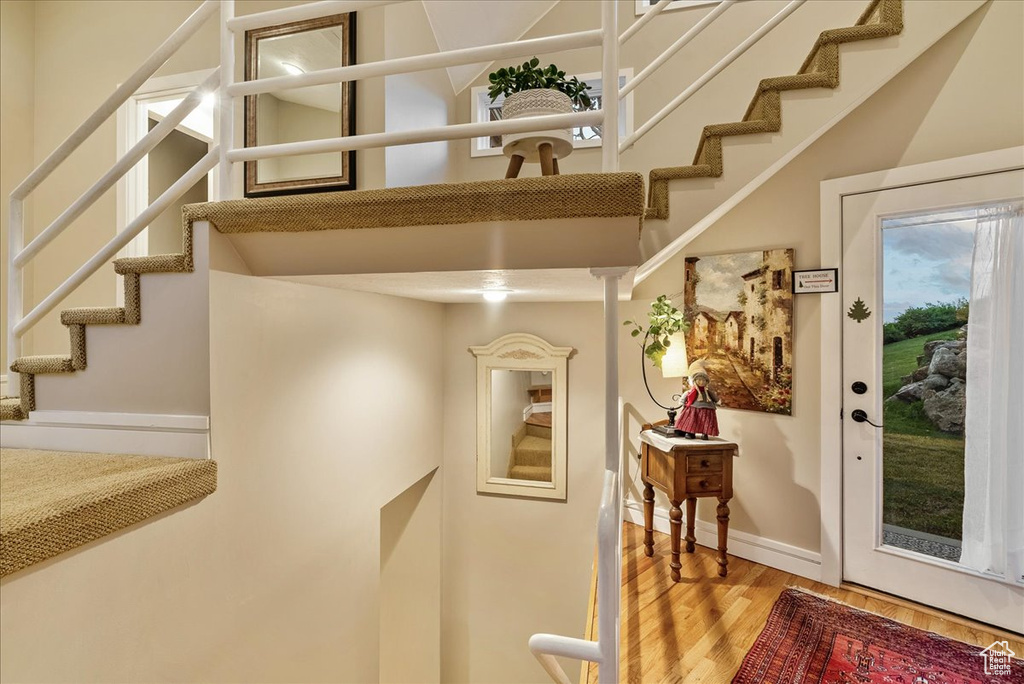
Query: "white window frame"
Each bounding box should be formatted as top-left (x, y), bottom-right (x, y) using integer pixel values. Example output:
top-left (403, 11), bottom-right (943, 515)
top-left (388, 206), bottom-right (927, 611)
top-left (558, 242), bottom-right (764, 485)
top-left (469, 69), bottom-right (633, 159)
top-left (635, 0), bottom-right (722, 15)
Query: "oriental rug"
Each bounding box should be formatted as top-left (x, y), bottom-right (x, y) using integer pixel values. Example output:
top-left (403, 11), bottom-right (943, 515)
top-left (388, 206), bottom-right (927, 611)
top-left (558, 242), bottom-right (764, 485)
top-left (732, 588), bottom-right (1023, 684)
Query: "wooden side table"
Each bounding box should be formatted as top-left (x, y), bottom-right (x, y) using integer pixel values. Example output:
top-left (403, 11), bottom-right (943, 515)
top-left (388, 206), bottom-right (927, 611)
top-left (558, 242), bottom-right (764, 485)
top-left (639, 423), bottom-right (738, 580)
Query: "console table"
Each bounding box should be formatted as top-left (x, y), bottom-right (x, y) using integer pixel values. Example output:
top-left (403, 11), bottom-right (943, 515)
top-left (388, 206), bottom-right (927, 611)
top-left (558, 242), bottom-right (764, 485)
top-left (639, 424), bottom-right (738, 580)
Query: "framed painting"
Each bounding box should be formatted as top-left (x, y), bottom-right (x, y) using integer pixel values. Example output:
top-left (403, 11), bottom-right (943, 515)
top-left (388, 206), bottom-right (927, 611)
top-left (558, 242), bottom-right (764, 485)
top-left (243, 13), bottom-right (356, 197)
top-left (682, 249), bottom-right (794, 415)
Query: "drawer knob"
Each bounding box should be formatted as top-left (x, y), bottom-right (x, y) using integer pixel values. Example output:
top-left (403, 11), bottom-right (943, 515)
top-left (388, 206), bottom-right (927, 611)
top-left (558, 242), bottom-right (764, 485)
top-left (700, 479), bottom-right (709, 488)
top-left (700, 459), bottom-right (710, 468)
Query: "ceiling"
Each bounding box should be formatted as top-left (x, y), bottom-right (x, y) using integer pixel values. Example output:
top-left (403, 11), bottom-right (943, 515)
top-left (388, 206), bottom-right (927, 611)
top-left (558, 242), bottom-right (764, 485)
top-left (257, 25), bottom-right (347, 112)
top-left (420, 0), bottom-right (561, 95)
top-left (275, 268), bottom-right (636, 303)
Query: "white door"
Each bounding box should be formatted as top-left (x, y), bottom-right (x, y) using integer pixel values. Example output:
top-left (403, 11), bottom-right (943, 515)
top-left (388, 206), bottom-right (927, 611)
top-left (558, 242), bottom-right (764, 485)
top-left (842, 169), bottom-right (1024, 632)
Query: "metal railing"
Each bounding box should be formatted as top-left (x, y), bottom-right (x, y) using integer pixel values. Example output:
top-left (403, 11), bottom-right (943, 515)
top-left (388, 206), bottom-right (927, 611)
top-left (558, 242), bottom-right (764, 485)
top-left (5, 1), bottom-right (812, 681)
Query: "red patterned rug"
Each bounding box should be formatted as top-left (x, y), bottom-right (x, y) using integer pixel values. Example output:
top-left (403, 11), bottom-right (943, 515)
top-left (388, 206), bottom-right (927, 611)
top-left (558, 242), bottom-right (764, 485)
top-left (732, 588), bottom-right (1024, 684)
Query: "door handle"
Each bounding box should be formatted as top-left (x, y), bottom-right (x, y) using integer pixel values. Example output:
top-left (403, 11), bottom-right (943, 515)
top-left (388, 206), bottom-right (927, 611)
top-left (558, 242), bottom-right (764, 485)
top-left (850, 409), bottom-right (883, 428)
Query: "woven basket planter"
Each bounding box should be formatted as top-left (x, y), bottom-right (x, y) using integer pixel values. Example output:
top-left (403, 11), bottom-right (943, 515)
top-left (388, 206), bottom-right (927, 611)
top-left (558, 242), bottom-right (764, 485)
top-left (501, 90), bottom-right (575, 163)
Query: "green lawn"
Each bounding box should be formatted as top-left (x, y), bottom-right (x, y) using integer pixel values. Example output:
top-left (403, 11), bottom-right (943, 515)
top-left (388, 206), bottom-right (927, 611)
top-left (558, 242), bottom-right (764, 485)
top-left (881, 329), bottom-right (965, 540)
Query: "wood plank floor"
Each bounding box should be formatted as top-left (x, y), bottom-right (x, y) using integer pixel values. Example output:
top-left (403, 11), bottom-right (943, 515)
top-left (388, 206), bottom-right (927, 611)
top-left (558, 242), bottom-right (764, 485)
top-left (584, 522), bottom-right (1023, 684)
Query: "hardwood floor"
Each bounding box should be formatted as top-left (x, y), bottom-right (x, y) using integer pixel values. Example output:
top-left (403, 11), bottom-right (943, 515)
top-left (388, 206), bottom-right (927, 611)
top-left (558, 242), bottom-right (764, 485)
top-left (583, 522), bottom-right (1023, 684)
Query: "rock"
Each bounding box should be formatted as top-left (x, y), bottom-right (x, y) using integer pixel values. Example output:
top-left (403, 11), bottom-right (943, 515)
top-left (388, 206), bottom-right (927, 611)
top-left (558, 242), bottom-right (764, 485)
top-left (923, 382), bottom-right (966, 433)
top-left (956, 351), bottom-right (968, 378)
top-left (916, 354), bottom-right (926, 367)
top-left (958, 324), bottom-right (968, 341)
top-left (912, 365), bottom-right (930, 382)
top-left (893, 381), bottom-right (925, 402)
top-left (922, 374), bottom-right (949, 390)
top-left (923, 340), bottom-right (945, 361)
top-left (929, 347), bottom-right (965, 379)
top-left (900, 374), bottom-right (914, 386)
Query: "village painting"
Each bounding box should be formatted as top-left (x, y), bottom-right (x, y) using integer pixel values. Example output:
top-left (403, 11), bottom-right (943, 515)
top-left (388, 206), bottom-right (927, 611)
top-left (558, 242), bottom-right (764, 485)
top-left (683, 249), bottom-right (794, 414)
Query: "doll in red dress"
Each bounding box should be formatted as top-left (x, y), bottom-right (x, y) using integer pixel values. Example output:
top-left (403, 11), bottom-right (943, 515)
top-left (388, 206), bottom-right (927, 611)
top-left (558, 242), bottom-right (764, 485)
top-left (675, 362), bottom-right (719, 439)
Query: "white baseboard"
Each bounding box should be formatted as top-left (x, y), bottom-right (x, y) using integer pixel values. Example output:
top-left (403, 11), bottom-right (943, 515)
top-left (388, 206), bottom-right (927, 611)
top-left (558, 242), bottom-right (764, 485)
top-left (0, 411), bottom-right (210, 459)
top-left (623, 500), bottom-right (822, 581)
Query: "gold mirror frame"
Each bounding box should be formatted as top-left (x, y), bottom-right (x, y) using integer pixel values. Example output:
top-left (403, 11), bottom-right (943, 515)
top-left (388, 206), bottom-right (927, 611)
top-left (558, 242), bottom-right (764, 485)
top-left (469, 333), bottom-right (574, 500)
top-left (243, 13), bottom-right (356, 197)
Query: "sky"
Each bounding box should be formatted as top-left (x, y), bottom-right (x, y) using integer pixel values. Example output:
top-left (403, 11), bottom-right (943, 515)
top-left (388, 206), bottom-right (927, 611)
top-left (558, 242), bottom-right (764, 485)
top-left (693, 251), bottom-right (763, 313)
top-left (881, 218), bottom-right (974, 322)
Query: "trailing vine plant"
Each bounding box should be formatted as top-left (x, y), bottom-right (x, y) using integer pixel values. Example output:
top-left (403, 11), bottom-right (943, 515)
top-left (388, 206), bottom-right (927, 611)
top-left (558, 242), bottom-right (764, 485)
top-left (624, 295), bottom-right (687, 368)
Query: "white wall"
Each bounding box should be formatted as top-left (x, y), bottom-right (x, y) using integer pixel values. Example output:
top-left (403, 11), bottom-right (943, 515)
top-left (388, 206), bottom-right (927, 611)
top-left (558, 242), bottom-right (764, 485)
top-left (442, 302), bottom-right (605, 683)
top-left (148, 123), bottom-right (208, 255)
top-left (0, 274), bottom-right (444, 682)
top-left (490, 369), bottom-right (531, 477)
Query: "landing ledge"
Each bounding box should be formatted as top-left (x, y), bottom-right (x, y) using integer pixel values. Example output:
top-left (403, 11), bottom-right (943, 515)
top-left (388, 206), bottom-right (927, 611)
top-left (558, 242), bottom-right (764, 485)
top-left (186, 173), bottom-right (645, 277)
top-left (0, 448), bottom-right (217, 578)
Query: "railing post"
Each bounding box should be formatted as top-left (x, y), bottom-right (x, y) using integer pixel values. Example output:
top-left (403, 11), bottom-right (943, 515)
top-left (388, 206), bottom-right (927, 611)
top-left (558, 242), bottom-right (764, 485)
top-left (6, 198), bottom-right (24, 398)
top-left (219, 0), bottom-right (236, 200)
top-left (601, 0), bottom-right (619, 173)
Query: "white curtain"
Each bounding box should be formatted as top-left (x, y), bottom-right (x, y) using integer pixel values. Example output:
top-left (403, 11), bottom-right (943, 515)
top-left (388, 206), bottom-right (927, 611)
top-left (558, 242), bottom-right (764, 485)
top-left (960, 202), bottom-right (1024, 583)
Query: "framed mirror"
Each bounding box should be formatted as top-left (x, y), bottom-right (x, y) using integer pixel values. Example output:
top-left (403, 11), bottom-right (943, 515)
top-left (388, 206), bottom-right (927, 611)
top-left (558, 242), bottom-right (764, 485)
top-left (469, 334), bottom-right (574, 500)
top-left (244, 13), bottom-right (356, 197)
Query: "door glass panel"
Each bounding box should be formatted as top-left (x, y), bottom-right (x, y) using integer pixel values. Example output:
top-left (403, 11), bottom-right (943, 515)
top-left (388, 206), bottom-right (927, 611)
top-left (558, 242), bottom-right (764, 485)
top-left (880, 209), bottom-right (974, 562)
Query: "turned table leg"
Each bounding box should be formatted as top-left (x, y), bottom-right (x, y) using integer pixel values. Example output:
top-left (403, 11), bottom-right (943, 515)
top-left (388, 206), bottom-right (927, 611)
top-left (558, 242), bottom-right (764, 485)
top-left (685, 497), bottom-right (697, 553)
top-left (669, 499), bottom-right (683, 582)
top-left (505, 154), bottom-right (525, 179)
top-left (551, 157), bottom-right (560, 175)
top-left (717, 497), bottom-right (730, 577)
top-left (538, 142), bottom-right (555, 176)
top-left (643, 482), bottom-right (655, 558)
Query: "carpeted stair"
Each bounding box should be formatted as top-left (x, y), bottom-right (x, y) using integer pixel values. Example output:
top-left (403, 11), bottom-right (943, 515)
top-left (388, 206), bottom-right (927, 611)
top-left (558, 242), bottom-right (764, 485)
top-left (0, 447), bottom-right (217, 577)
top-left (508, 422), bottom-right (553, 482)
top-left (3, 229), bottom-right (196, 422)
top-left (645, 0), bottom-right (903, 220)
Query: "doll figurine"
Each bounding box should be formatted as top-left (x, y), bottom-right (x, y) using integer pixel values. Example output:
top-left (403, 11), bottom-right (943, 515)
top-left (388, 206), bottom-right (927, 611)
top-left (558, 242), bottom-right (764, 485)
top-left (675, 361), bottom-right (720, 439)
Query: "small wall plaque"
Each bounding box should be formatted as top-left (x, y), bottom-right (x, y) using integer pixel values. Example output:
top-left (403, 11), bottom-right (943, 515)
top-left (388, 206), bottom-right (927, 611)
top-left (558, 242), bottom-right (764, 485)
top-left (792, 268), bottom-right (838, 294)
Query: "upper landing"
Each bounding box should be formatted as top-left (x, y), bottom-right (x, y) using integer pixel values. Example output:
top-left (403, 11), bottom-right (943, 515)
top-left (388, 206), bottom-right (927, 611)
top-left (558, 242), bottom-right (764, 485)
top-left (187, 173), bottom-right (645, 283)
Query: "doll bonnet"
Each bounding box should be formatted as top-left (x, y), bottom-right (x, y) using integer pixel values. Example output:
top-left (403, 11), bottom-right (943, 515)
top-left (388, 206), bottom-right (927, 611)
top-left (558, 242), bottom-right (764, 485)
top-left (687, 360), bottom-right (709, 384)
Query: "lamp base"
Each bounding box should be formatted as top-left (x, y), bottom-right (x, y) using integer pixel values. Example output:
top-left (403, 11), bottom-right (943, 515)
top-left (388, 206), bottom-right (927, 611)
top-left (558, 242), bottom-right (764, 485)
top-left (652, 424), bottom-right (680, 438)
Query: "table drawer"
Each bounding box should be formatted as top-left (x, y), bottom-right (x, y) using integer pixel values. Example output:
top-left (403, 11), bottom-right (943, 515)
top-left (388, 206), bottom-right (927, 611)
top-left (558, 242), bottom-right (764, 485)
top-left (686, 452), bottom-right (723, 474)
top-left (686, 473), bottom-right (723, 494)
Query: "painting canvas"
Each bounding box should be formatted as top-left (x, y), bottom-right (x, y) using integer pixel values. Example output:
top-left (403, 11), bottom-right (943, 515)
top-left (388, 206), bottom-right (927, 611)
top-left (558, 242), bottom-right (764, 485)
top-left (683, 249), bottom-right (794, 414)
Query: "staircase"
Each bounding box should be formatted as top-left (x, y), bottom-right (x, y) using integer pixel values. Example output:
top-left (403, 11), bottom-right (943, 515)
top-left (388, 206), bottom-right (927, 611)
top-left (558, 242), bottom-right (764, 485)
top-left (508, 420), bottom-right (554, 482)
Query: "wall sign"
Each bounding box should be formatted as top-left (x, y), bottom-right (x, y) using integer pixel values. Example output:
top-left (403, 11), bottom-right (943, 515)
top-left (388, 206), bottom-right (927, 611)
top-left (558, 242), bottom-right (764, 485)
top-left (792, 268), bottom-right (839, 294)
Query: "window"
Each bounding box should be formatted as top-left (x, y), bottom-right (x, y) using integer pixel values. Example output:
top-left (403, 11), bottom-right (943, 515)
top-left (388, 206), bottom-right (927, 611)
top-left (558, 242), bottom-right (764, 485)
top-left (469, 70), bottom-right (633, 158)
top-left (635, 0), bottom-right (723, 15)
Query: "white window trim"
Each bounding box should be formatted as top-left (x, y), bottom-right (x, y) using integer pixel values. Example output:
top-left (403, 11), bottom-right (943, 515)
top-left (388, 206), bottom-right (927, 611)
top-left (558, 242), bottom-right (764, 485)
top-left (469, 69), bottom-right (633, 159)
top-left (635, 0), bottom-right (722, 15)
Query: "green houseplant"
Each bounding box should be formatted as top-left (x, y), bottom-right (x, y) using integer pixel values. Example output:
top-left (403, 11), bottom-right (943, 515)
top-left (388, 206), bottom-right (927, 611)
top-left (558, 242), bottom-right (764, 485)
top-left (624, 295), bottom-right (687, 368)
top-left (487, 57), bottom-right (593, 108)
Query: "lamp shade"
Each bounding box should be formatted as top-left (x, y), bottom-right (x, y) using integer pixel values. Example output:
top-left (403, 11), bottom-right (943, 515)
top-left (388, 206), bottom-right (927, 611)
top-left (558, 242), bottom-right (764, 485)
top-left (660, 332), bottom-right (689, 378)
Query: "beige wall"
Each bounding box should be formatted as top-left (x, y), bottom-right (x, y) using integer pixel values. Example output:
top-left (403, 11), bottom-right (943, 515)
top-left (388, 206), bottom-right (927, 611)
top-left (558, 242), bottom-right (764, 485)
top-left (442, 302), bottom-right (606, 683)
top-left (631, 0), bottom-right (1024, 554)
top-left (0, 273), bottom-right (445, 682)
top-left (380, 468), bottom-right (442, 684)
top-left (0, 0), bottom-right (35, 380)
top-left (148, 124), bottom-right (208, 255)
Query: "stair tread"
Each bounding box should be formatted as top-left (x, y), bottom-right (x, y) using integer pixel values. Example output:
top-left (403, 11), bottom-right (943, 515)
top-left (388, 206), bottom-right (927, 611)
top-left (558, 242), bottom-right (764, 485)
top-left (508, 464), bottom-right (552, 482)
top-left (0, 398), bottom-right (24, 421)
top-left (0, 448), bottom-right (217, 577)
top-left (60, 307), bottom-right (127, 326)
top-left (114, 253), bottom-right (190, 275)
top-left (10, 355), bottom-right (75, 374)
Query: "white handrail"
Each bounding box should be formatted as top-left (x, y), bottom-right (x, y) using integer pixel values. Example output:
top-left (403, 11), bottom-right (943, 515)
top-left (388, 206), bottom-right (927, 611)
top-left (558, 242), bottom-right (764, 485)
top-left (14, 70), bottom-right (221, 269)
top-left (601, 0), bottom-right (620, 174)
top-left (218, 0), bottom-right (235, 200)
top-left (226, 0), bottom-right (403, 33)
top-left (227, 110), bottom-right (604, 161)
top-left (620, 0), bottom-right (806, 152)
top-left (10, 0), bottom-right (218, 201)
top-left (7, 198), bottom-right (25, 396)
top-left (620, 0), bottom-right (736, 99)
top-left (12, 148), bottom-right (219, 338)
top-left (228, 29), bottom-right (603, 98)
top-left (619, 0), bottom-right (672, 46)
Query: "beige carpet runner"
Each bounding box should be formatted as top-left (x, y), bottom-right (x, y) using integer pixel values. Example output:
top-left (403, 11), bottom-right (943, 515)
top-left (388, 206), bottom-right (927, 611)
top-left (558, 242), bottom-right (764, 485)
top-left (508, 422), bottom-right (553, 482)
top-left (0, 448), bottom-right (217, 577)
top-left (645, 0), bottom-right (903, 219)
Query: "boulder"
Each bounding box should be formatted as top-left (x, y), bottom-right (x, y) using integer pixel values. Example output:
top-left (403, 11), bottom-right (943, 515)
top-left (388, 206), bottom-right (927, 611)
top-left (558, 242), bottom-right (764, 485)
top-left (892, 381), bottom-right (925, 402)
top-left (958, 324), bottom-right (968, 341)
top-left (924, 339), bottom-right (965, 362)
top-left (929, 347), bottom-right (965, 379)
top-left (923, 382), bottom-right (966, 433)
top-left (912, 365), bottom-right (930, 382)
top-left (900, 374), bottom-right (914, 386)
top-left (923, 340), bottom-right (945, 361)
top-left (922, 374), bottom-right (949, 390)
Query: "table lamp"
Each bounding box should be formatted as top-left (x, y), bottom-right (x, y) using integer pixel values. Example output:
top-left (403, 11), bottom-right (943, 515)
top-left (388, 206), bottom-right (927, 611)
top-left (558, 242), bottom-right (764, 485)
top-left (644, 331), bottom-right (689, 437)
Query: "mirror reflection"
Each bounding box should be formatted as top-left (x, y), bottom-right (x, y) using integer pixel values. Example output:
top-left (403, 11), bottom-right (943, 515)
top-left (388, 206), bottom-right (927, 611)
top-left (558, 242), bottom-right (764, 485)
top-left (244, 15), bottom-right (355, 196)
top-left (491, 370), bottom-right (553, 483)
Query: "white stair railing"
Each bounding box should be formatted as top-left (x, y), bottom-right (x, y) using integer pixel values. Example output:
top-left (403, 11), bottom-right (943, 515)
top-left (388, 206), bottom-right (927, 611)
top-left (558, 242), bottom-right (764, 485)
top-left (5, 2), bottom-right (813, 682)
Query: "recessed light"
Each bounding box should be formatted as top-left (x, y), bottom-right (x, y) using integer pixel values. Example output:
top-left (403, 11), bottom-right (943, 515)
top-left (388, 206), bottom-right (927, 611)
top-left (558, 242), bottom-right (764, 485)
top-left (282, 62), bottom-right (305, 76)
top-left (482, 289), bottom-right (511, 302)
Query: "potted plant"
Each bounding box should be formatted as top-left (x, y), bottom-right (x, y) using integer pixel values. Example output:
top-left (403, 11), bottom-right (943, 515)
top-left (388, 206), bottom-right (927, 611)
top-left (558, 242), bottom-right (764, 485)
top-left (487, 57), bottom-right (593, 175)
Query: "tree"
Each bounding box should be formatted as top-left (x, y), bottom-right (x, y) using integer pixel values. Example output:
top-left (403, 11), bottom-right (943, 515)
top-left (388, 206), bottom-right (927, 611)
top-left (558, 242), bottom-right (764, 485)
top-left (847, 298), bottom-right (871, 323)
